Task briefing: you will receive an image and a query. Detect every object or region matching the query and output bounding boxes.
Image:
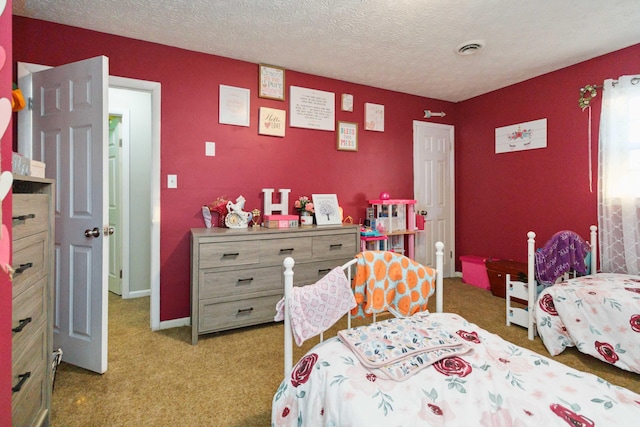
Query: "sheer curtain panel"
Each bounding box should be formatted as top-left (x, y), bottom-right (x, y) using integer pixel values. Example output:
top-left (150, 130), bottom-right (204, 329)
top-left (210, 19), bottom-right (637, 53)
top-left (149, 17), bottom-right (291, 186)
top-left (598, 75), bottom-right (640, 274)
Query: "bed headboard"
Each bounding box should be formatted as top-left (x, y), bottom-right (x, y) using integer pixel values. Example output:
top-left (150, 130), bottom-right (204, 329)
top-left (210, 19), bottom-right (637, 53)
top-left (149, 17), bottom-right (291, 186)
top-left (282, 242), bottom-right (445, 375)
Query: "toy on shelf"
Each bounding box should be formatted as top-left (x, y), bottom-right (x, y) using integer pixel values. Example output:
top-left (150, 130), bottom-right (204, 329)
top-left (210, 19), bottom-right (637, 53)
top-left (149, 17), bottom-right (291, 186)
top-left (367, 198), bottom-right (418, 259)
top-left (360, 226), bottom-right (388, 252)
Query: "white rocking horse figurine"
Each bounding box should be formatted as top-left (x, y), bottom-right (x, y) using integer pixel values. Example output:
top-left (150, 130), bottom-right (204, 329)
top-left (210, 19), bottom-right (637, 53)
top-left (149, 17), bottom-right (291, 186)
top-left (225, 195), bottom-right (252, 228)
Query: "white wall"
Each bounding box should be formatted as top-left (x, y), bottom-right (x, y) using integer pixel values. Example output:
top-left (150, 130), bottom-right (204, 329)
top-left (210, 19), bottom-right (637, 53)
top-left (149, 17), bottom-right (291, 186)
top-left (109, 87), bottom-right (152, 293)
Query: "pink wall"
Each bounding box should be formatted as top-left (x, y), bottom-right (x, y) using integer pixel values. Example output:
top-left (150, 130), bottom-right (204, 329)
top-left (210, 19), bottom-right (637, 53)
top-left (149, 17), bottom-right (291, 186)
top-left (12, 17), bottom-right (455, 320)
top-left (455, 44), bottom-right (640, 267)
top-left (1, 3), bottom-right (12, 425)
top-left (11, 16), bottom-right (640, 324)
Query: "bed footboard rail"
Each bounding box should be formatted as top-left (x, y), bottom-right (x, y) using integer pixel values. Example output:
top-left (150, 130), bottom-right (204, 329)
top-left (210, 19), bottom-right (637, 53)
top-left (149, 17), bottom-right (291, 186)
top-left (282, 242), bottom-right (445, 376)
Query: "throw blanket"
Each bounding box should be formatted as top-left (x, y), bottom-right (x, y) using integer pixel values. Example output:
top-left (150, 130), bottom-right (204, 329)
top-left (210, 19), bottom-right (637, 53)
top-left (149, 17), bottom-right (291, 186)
top-left (351, 251), bottom-right (435, 318)
top-left (274, 266), bottom-right (356, 346)
top-left (338, 315), bottom-right (471, 381)
top-left (535, 230), bottom-right (590, 285)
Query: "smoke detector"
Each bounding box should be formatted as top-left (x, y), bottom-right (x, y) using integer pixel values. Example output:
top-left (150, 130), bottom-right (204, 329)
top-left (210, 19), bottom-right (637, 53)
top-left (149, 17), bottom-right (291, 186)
top-left (456, 40), bottom-right (485, 55)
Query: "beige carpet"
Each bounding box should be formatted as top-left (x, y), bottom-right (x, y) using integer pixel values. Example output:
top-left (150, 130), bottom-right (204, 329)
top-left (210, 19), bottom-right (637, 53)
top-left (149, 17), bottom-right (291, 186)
top-left (51, 278), bottom-right (639, 426)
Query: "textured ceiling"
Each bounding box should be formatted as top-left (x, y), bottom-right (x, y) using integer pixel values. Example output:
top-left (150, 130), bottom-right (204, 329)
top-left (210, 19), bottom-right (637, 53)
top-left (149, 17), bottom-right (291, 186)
top-left (12, 0), bottom-right (640, 102)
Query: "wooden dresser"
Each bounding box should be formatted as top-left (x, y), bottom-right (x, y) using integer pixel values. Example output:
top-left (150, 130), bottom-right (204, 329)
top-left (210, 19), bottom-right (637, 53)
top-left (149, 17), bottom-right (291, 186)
top-left (11, 176), bottom-right (55, 426)
top-left (191, 225), bottom-right (359, 344)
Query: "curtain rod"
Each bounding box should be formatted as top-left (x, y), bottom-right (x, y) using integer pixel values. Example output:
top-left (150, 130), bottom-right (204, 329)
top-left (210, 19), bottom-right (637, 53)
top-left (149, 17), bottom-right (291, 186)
top-left (579, 76), bottom-right (640, 109)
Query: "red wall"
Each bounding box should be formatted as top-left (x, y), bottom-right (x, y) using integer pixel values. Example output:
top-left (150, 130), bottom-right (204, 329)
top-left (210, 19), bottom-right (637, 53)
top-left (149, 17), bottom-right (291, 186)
top-left (455, 44), bottom-right (640, 267)
top-left (1, 3), bottom-right (12, 425)
top-left (12, 17), bottom-right (455, 321)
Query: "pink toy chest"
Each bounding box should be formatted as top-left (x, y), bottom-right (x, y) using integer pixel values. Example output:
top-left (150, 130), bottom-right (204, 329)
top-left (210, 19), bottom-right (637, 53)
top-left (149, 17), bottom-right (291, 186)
top-left (459, 255), bottom-right (494, 290)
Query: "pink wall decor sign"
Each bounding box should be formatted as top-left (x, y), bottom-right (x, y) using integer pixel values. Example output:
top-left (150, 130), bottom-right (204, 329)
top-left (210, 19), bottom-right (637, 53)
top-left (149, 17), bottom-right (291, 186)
top-left (495, 118), bottom-right (547, 153)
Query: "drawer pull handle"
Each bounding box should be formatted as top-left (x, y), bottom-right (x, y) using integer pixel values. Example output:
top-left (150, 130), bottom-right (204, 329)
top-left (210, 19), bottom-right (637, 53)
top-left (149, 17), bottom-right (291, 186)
top-left (237, 278), bottom-right (254, 285)
top-left (222, 252), bottom-right (239, 258)
top-left (279, 248), bottom-right (294, 254)
top-left (12, 213), bottom-right (36, 222)
top-left (12, 317), bottom-right (32, 333)
top-left (329, 244), bottom-right (343, 249)
top-left (318, 268), bottom-right (332, 275)
top-left (237, 307), bottom-right (254, 314)
top-left (12, 372), bottom-right (31, 394)
top-left (13, 262), bottom-right (33, 275)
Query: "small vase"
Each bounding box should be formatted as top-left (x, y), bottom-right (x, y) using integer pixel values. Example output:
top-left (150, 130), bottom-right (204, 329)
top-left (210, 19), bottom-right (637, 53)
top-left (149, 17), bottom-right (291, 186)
top-left (300, 212), bottom-right (313, 226)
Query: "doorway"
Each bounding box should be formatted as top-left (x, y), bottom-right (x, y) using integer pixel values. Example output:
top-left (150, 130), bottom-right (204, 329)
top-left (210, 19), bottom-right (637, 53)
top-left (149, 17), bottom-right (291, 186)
top-left (413, 120), bottom-right (455, 277)
top-left (17, 63), bottom-right (161, 332)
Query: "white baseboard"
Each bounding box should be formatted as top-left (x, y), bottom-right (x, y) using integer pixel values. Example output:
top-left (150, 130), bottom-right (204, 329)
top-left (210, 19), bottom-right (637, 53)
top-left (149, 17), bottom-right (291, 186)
top-left (124, 289), bottom-right (151, 299)
top-left (159, 317), bottom-right (190, 330)
top-left (454, 271), bottom-right (462, 278)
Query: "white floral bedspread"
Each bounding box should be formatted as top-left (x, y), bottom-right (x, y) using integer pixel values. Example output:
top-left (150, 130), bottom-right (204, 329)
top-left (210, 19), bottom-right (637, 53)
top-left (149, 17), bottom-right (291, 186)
top-left (535, 273), bottom-right (640, 374)
top-left (272, 312), bottom-right (640, 426)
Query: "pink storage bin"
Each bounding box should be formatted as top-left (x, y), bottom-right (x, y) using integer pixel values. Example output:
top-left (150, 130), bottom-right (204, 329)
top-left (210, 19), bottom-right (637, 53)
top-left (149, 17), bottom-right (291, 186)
top-left (459, 255), bottom-right (495, 290)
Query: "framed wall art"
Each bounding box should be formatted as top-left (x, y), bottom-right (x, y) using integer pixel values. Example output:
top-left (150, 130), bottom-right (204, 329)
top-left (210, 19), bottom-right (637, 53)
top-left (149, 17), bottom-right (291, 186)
top-left (337, 121), bottom-right (358, 151)
top-left (364, 102), bottom-right (384, 132)
top-left (312, 194), bottom-right (342, 225)
top-left (341, 93), bottom-right (353, 112)
top-left (289, 86), bottom-right (335, 131)
top-left (259, 107), bottom-right (286, 137)
top-left (495, 118), bottom-right (547, 153)
top-left (219, 85), bottom-right (250, 127)
top-left (259, 64), bottom-right (285, 101)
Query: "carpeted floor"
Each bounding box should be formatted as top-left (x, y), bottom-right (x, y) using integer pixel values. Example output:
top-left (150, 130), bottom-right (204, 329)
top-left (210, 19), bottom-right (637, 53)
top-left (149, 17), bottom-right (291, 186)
top-left (51, 278), bottom-right (639, 426)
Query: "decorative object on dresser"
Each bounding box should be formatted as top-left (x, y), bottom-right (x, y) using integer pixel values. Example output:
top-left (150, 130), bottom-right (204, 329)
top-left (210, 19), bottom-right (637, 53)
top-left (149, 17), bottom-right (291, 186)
top-left (224, 195), bottom-right (252, 228)
top-left (262, 188), bottom-right (291, 215)
top-left (190, 224), bottom-right (359, 344)
top-left (11, 175), bottom-right (55, 427)
top-left (294, 195), bottom-right (314, 226)
top-left (311, 194), bottom-right (341, 225)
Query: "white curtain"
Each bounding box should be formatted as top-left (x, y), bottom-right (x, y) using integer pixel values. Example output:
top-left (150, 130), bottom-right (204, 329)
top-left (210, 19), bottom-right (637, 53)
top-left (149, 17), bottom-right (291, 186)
top-left (598, 75), bottom-right (640, 274)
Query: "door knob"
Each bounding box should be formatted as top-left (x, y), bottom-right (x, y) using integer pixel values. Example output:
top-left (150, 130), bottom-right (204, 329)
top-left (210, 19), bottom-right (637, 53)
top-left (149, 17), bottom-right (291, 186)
top-left (104, 226), bottom-right (115, 236)
top-left (84, 227), bottom-right (100, 238)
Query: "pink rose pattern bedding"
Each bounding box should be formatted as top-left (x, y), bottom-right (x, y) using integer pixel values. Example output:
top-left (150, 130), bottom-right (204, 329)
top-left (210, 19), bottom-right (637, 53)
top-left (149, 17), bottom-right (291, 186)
top-left (272, 312), bottom-right (640, 426)
top-left (535, 273), bottom-right (640, 374)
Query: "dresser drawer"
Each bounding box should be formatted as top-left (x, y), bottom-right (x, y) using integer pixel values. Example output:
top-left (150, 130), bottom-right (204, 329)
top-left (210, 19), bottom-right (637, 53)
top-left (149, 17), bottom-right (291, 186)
top-left (12, 231), bottom-right (48, 299)
top-left (312, 234), bottom-right (357, 260)
top-left (12, 276), bottom-right (47, 356)
top-left (293, 258), bottom-right (355, 286)
top-left (199, 265), bottom-right (282, 300)
top-left (13, 193), bottom-right (49, 240)
top-left (260, 236), bottom-right (313, 264)
top-left (199, 294), bottom-right (283, 333)
top-left (199, 240), bottom-right (260, 269)
top-left (12, 323), bottom-right (47, 386)
top-left (12, 363), bottom-right (47, 427)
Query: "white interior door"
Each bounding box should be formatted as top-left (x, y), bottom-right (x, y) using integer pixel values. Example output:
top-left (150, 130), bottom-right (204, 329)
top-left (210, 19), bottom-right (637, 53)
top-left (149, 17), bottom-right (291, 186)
top-left (413, 121), bottom-right (455, 277)
top-left (108, 113), bottom-right (123, 295)
top-left (31, 56), bottom-right (109, 374)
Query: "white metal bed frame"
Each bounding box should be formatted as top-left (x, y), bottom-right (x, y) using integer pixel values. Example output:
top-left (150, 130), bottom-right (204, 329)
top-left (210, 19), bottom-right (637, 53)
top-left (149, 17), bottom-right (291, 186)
top-left (282, 242), bottom-right (445, 375)
top-left (506, 225), bottom-right (598, 340)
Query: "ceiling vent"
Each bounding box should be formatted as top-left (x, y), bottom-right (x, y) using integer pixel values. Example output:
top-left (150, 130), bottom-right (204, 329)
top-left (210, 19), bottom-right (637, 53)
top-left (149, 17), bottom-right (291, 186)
top-left (456, 40), bottom-right (485, 56)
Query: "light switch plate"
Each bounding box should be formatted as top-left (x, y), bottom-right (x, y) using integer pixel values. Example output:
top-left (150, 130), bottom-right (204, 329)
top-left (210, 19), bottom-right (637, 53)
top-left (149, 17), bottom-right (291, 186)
top-left (206, 141), bottom-right (215, 156)
top-left (167, 174), bottom-right (177, 188)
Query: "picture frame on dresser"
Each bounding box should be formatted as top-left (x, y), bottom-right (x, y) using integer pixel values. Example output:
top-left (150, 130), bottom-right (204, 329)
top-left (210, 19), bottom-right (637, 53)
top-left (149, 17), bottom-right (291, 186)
top-left (312, 194), bottom-right (342, 225)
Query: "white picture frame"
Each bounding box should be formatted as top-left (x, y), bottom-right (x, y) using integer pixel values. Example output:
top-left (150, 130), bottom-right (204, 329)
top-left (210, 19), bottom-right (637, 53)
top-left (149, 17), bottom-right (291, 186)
top-left (364, 102), bottom-right (384, 132)
top-left (495, 118), bottom-right (547, 153)
top-left (219, 84), bottom-right (250, 127)
top-left (289, 86), bottom-right (335, 131)
top-left (312, 194), bottom-right (341, 225)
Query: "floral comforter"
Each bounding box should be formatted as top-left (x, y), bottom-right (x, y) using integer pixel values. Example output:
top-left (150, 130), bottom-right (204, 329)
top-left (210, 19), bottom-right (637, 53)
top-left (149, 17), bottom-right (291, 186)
top-left (535, 273), bottom-right (640, 374)
top-left (272, 312), bottom-right (640, 426)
